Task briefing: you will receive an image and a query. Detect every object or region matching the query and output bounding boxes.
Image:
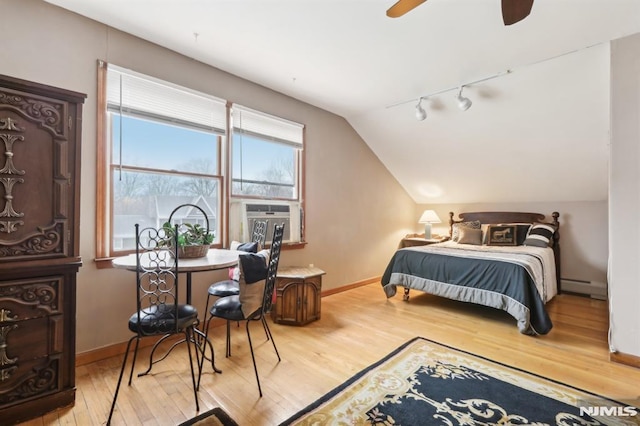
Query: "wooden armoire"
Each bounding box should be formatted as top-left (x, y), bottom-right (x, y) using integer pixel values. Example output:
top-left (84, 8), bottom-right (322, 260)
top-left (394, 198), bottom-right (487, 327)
top-left (0, 74), bottom-right (85, 424)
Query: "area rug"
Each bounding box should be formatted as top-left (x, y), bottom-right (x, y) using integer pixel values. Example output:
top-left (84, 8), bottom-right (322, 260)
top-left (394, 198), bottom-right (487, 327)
top-left (178, 407), bottom-right (239, 426)
top-left (280, 337), bottom-right (640, 425)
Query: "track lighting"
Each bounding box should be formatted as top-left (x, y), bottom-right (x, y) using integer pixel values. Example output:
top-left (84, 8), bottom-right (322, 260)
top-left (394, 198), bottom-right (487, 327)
top-left (456, 86), bottom-right (472, 111)
top-left (415, 97), bottom-right (427, 121)
top-left (387, 70), bottom-right (514, 117)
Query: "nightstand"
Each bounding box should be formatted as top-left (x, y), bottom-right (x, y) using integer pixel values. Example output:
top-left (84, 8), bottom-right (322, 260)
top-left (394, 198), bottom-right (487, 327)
top-left (271, 266), bottom-right (325, 325)
top-left (399, 234), bottom-right (448, 248)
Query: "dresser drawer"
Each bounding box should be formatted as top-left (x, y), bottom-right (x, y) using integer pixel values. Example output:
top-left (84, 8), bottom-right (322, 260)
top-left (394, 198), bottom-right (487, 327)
top-left (0, 276), bottom-right (63, 321)
top-left (0, 276), bottom-right (66, 403)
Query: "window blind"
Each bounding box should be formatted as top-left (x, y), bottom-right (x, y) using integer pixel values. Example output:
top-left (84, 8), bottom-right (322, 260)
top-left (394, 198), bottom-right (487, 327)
top-left (232, 104), bottom-right (303, 147)
top-left (106, 64), bottom-right (227, 135)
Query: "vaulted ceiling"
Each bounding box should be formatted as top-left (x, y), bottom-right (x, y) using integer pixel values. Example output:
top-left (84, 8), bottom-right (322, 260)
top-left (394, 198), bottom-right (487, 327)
top-left (44, 0), bottom-right (640, 203)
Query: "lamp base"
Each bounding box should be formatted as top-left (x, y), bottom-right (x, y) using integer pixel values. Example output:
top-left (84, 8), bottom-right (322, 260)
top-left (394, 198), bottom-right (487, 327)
top-left (424, 223), bottom-right (432, 240)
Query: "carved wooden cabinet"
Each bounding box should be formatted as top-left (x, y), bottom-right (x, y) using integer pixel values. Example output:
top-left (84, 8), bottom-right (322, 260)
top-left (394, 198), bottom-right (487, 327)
top-left (0, 74), bottom-right (85, 424)
top-left (271, 266), bottom-right (324, 326)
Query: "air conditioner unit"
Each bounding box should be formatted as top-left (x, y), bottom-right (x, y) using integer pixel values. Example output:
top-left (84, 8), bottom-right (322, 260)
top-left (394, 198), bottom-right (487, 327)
top-left (561, 278), bottom-right (607, 300)
top-left (229, 200), bottom-right (301, 244)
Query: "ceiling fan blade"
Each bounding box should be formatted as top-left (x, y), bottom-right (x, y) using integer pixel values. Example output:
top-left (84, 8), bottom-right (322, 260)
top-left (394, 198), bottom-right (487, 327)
top-left (386, 0), bottom-right (427, 18)
top-left (502, 0), bottom-right (534, 25)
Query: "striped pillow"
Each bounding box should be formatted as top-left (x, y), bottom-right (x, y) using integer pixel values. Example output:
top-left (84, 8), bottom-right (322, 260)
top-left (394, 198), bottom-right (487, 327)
top-left (524, 223), bottom-right (556, 247)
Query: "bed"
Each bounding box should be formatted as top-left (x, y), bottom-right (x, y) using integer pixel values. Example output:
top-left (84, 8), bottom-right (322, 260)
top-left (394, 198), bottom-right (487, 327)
top-left (381, 211), bottom-right (560, 335)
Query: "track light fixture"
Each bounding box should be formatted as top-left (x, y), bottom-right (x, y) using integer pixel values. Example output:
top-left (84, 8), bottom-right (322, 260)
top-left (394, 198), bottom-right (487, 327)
top-left (386, 70), bottom-right (514, 120)
top-left (415, 97), bottom-right (427, 121)
top-left (456, 86), bottom-right (472, 111)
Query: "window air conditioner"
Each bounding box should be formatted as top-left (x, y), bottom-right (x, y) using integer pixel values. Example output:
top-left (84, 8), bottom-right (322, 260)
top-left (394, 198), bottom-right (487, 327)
top-left (229, 200), bottom-right (301, 244)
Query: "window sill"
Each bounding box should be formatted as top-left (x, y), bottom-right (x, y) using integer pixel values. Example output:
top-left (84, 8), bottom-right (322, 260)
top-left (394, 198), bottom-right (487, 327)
top-left (282, 241), bottom-right (307, 250)
top-left (94, 241), bottom-right (306, 269)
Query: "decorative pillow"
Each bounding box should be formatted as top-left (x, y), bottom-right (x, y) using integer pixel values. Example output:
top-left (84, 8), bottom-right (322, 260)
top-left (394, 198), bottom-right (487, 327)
top-left (228, 241), bottom-right (260, 280)
top-left (498, 223), bottom-right (532, 245)
top-left (230, 240), bottom-right (259, 253)
top-left (238, 250), bottom-right (270, 317)
top-left (486, 224), bottom-right (517, 246)
top-left (524, 223), bottom-right (556, 247)
top-left (480, 224), bottom-right (490, 243)
top-left (451, 220), bottom-right (481, 242)
top-left (457, 227), bottom-right (482, 245)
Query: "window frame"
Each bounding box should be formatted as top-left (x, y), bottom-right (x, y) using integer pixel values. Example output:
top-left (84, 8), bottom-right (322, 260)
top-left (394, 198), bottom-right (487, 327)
top-left (96, 62), bottom-right (307, 267)
top-left (227, 104), bottom-right (306, 245)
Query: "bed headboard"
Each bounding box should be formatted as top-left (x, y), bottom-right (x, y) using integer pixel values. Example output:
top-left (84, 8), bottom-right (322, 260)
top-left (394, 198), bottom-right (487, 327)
top-left (448, 211), bottom-right (562, 292)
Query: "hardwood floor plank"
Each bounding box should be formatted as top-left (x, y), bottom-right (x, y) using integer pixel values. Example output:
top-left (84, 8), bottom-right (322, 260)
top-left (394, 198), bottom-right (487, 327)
top-left (16, 283), bottom-right (640, 425)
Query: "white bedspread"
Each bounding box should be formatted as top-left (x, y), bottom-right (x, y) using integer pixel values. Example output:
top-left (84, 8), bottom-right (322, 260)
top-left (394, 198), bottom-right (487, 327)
top-left (405, 241), bottom-right (557, 303)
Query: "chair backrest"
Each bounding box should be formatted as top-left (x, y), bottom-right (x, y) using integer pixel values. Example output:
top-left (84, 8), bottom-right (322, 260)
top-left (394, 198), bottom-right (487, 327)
top-left (135, 223), bottom-right (180, 336)
top-left (251, 219), bottom-right (268, 247)
top-left (262, 223), bottom-right (285, 314)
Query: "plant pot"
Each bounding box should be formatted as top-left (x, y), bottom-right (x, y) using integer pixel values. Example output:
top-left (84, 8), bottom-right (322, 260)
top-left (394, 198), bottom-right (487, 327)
top-left (179, 244), bottom-right (209, 259)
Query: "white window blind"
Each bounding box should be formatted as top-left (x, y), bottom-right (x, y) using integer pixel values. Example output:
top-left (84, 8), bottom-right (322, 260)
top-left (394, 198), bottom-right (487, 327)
top-left (107, 64), bottom-right (227, 134)
top-left (232, 104), bottom-right (303, 147)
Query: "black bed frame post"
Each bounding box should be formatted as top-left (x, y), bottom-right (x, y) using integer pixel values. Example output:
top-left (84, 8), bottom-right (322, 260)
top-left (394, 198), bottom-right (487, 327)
top-left (448, 212), bottom-right (455, 238)
top-left (552, 211), bottom-right (561, 293)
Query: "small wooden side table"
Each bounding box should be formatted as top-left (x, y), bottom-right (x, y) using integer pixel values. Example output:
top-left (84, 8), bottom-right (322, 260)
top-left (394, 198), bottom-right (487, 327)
top-left (399, 234), bottom-right (449, 248)
top-left (271, 266), bottom-right (325, 325)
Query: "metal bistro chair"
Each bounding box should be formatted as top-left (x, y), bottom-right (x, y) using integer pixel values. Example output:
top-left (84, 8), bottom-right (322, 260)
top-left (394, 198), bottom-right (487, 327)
top-left (107, 224), bottom-right (201, 425)
top-left (201, 223), bottom-right (284, 397)
top-left (202, 219), bottom-right (269, 333)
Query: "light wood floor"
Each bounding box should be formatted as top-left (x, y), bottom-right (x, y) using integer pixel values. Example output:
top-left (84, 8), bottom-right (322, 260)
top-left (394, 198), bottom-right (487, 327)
top-left (18, 283), bottom-right (640, 425)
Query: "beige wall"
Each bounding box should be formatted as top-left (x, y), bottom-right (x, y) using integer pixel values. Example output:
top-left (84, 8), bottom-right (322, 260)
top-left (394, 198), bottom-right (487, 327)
top-left (610, 33), bottom-right (640, 357)
top-left (2, 0), bottom-right (416, 353)
top-left (418, 201), bottom-right (608, 284)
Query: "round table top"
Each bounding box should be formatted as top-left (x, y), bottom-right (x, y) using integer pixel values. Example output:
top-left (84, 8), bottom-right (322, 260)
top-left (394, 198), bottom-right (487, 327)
top-left (112, 248), bottom-right (241, 272)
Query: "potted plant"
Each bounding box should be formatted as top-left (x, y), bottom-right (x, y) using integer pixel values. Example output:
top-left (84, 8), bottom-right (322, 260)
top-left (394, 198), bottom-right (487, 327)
top-left (161, 221), bottom-right (214, 258)
top-left (162, 203), bottom-right (215, 258)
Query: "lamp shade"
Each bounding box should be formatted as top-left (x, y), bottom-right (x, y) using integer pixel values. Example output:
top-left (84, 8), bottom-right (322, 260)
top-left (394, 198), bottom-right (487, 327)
top-left (418, 210), bottom-right (441, 224)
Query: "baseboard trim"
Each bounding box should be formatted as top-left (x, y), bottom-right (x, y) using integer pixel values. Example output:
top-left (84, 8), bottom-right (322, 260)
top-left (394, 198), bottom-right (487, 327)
top-left (610, 350), bottom-right (640, 369)
top-left (321, 276), bottom-right (381, 297)
top-left (75, 318), bottom-right (227, 367)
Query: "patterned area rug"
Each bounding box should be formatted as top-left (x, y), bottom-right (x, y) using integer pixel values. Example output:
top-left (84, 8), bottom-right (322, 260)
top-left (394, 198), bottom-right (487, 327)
top-left (178, 407), bottom-right (238, 426)
top-left (280, 337), bottom-right (640, 425)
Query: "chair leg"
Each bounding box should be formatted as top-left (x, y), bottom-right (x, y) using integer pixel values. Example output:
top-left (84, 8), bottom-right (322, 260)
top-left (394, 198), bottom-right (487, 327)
top-left (127, 337), bottom-right (141, 385)
top-left (245, 319), bottom-right (262, 397)
top-left (196, 315), bottom-right (222, 391)
top-left (184, 327), bottom-right (200, 412)
top-left (262, 317), bottom-right (281, 362)
top-left (261, 316), bottom-right (270, 341)
top-left (107, 337), bottom-right (136, 425)
top-left (225, 320), bottom-right (231, 357)
top-left (202, 293), bottom-right (212, 333)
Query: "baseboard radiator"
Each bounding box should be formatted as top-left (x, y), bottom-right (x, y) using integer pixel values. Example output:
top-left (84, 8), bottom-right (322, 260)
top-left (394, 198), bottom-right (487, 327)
top-left (561, 278), bottom-right (607, 300)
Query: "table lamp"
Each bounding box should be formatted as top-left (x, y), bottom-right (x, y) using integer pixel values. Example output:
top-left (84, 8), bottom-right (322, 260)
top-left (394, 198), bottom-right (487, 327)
top-left (418, 210), bottom-right (441, 239)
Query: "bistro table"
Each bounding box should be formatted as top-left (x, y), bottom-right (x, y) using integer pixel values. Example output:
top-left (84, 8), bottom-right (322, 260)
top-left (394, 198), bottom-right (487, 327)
top-left (112, 248), bottom-right (241, 303)
top-left (112, 248), bottom-right (242, 376)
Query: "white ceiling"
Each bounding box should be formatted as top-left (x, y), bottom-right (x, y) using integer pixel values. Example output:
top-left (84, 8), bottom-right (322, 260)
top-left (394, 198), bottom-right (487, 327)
top-left (44, 0), bottom-right (640, 204)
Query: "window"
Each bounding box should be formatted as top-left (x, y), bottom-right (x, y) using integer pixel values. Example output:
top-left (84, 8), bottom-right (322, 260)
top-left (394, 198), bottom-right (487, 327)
top-left (96, 63), bottom-right (306, 262)
top-left (231, 105), bottom-right (303, 200)
top-left (229, 105), bottom-right (305, 244)
top-left (97, 62), bottom-right (226, 258)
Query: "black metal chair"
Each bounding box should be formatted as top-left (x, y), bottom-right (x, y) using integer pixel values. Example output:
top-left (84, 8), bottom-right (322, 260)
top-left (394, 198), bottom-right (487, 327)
top-left (201, 223), bottom-right (284, 397)
top-left (202, 220), bottom-right (269, 332)
top-left (107, 224), bottom-right (201, 425)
